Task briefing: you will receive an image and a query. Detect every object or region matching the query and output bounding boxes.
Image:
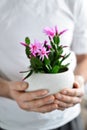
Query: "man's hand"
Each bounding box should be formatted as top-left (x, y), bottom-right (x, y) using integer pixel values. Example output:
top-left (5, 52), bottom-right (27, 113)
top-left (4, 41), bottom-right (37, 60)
top-left (54, 75), bottom-right (84, 110)
top-left (8, 81), bottom-right (58, 113)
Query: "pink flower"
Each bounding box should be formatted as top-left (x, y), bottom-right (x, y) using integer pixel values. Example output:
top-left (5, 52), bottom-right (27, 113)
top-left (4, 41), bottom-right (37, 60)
top-left (29, 40), bottom-right (42, 56)
top-left (38, 47), bottom-right (50, 61)
top-left (43, 26), bottom-right (68, 37)
top-left (43, 27), bottom-right (55, 38)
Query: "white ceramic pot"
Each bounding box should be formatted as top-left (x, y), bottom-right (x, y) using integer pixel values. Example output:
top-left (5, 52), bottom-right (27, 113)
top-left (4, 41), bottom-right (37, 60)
top-left (25, 69), bottom-right (74, 94)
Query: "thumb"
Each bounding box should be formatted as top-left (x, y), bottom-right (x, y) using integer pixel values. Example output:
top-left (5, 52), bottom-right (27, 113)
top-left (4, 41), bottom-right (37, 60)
top-left (12, 81), bottom-right (29, 91)
top-left (73, 82), bottom-right (79, 88)
top-left (74, 75), bottom-right (84, 88)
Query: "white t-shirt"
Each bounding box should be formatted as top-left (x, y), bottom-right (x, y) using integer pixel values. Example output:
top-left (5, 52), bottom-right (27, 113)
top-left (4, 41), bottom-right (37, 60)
top-left (0, 0), bottom-right (87, 130)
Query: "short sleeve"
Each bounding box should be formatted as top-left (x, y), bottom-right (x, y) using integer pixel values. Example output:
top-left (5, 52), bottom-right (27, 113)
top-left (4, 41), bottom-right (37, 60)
top-left (71, 0), bottom-right (87, 54)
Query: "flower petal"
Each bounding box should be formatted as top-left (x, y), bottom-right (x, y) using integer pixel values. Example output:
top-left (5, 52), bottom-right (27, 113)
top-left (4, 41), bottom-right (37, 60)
top-left (20, 42), bottom-right (29, 47)
top-left (59, 29), bottom-right (68, 36)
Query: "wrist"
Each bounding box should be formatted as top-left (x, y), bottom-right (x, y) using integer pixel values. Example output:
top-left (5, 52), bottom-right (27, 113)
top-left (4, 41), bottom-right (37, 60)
top-left (6, 81), bottom-right (12, 99)
top-left (0, 78), bottom-right (12, 98)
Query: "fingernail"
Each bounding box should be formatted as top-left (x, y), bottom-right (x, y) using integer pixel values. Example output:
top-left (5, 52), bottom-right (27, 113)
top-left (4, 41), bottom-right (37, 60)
top-left (47, 98), bottom-right (54, 103)
top-left (22, 82), bottom-right (28, 89)
top-left (57, 95), bottom-right (62, 99)
top-left (62, 90), bottom-right (67, 94)
top-left (42, 90), bottom-right (49, 95)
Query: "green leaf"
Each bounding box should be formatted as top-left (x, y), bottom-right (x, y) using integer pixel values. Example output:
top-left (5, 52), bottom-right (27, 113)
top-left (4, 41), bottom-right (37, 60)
top-left (25, 37), bottom-right (31, 58)
top-left (23, 70), bottom-right (33, 80)
top-left (58, 65), bottom-right (68, 73)
top-left (44, 57), bottom-right (50, 65)
top-left (60, 53), bottom-right (71, 63)
top-left (64, 53), bottom-right (71, 59)
top-left (25, 37), bottom-right (30, 45)
top-left (50, 41), bottom-right (56, 50)
top-left (58, 46), bottom-right (63, 54)
top-left (30, 57), bottom-right (43, 72)
top-left (53, 35), bottom-right (60, 45)
top-left (25, 47), bottom-right (30, 58)
top-left (51, 65), bottom-right (59, 73)
top-left (45, 64), bottom-right (52, 73)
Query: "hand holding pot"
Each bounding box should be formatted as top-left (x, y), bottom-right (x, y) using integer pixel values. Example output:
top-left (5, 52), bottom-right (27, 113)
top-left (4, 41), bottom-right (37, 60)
top-left (54, 75), bottom-right (84, 110)
top-left (8, 81), bottom-right (58, 113)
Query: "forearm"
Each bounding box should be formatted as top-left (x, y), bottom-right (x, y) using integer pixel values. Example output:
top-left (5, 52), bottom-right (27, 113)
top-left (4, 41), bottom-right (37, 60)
top-left (0, 77), bottom-right (10, 98)
top-left (74, 56), bottom-right (87, 83)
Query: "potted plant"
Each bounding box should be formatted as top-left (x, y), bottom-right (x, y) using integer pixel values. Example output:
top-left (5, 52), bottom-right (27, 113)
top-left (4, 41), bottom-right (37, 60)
top-left (20, 26), bottom-right (74, 94)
